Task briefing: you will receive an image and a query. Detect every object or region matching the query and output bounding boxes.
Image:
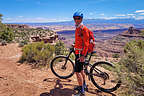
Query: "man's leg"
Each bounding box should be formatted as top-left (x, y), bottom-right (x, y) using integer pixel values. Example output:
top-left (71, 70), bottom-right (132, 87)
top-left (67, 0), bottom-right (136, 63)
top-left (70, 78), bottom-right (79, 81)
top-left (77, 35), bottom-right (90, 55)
top-left (80, 70), bottom-right (85, 81)
top-left (74, 55), bottom-right (85, 94)
top-left (75, 72), bottom-right (85, 95)
top-left (75, 72), bottom-right (83, 86)
top-left (80, 70), bottom-right (87, 91)
top-left (75, 55), bottom-right (83, 86)
top-left (80, 70), bottom-right (86, 87)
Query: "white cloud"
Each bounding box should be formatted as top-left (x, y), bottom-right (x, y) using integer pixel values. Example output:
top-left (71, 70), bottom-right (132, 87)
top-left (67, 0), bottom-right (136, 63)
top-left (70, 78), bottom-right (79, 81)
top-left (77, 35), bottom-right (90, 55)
top-left (3, 17), bottom-right (72, 23)
top-left (139, 13), bottom-right (144, 15)
top-left (102, 16), bottom-right (131, 20)
top-left (99, 13), bottom-right (104, 16)
top-left (135, 10), bottom-right (144, 13)
top-left (116, 14), bottom-right (126, 17)
top-left (4, 18), bottom-right (13, 21)
top-left (102, 17), bottom-right (117, 20)
top-left (35, 17), bottom-right (45, 20)
top-left (135, 16), bottom-right (144, 20)
top-left (114, 14), bottom-right (136, 19)
top-left (132, 16), bottom-right (136, 18)
top-left (127, 14), bottom-right (135, 16)
top-left (18, 16), bottom-right (24, 18)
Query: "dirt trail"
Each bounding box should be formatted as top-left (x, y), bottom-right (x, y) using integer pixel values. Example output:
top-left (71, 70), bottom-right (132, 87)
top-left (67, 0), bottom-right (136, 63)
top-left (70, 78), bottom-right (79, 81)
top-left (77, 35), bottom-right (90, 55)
top-left (0, 43), bottom-right (118, 96)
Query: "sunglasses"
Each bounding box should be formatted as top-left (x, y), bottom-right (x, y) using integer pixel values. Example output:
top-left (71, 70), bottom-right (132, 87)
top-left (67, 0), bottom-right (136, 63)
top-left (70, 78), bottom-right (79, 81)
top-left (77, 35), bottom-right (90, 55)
top-left (74, 17), bottom-right (81, 20)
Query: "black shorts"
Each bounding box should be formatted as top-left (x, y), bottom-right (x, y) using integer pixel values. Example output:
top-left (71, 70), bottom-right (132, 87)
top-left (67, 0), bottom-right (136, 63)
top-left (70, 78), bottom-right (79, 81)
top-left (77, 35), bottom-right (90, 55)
top-left (74, 54), bottom-right (85, 72)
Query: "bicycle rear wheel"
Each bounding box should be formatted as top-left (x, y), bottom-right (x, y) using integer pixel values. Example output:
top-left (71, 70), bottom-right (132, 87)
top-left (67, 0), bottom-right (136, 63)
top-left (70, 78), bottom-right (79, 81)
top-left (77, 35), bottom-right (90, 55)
top-left (50, 55), bottom-right (75, 79)
top-left (90, 61), bottom-right (121, 93)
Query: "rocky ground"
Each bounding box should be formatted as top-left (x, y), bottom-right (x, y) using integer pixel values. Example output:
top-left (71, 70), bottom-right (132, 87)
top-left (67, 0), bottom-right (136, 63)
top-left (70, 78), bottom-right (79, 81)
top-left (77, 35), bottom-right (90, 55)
top-left (0, 43), bottom-right (120, 96)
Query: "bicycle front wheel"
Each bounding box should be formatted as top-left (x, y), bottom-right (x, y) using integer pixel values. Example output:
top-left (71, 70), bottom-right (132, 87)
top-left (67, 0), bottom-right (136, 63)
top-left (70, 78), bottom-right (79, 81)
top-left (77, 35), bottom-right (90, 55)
top-left (50, 56), bottom-right (75, 79)
top-left (90, 61), bottom-right (121, 93)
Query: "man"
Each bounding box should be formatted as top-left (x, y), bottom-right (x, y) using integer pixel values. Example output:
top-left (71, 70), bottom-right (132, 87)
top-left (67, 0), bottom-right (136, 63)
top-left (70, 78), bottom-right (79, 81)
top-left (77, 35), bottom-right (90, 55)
top-left (73, 11), bottom-right (94, 95)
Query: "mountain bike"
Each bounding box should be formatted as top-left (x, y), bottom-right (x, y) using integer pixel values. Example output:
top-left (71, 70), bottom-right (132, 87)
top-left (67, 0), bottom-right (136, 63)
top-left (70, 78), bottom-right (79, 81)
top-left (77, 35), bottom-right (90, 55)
top-left (50, 45), bottom-right (121, 93)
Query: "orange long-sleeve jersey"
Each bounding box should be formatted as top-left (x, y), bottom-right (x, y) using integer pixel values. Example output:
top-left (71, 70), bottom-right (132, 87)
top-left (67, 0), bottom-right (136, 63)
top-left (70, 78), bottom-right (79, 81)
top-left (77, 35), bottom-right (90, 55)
top-left (75, 25), bottom-right (90, 56)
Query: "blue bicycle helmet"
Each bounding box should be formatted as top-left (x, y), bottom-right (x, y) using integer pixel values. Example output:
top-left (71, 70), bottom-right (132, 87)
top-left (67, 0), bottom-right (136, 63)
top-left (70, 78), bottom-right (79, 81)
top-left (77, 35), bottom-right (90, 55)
top-left (73, 11), bottom-right (83, 18)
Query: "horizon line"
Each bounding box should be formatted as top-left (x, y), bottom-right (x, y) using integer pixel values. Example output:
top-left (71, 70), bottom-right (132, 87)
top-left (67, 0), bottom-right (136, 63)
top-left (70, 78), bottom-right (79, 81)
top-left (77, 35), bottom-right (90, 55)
top-left (2, 18), bottom-right (144, 24)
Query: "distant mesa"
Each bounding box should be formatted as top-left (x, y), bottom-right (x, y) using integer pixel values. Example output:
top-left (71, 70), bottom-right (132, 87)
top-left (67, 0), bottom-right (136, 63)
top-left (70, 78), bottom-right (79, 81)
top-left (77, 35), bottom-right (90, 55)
top-left (6, 24), bottom-right (30, 29)
top-left (127, 27), bottom-right (141, 34)
top-left (122, 26), bottom-right (142, 36)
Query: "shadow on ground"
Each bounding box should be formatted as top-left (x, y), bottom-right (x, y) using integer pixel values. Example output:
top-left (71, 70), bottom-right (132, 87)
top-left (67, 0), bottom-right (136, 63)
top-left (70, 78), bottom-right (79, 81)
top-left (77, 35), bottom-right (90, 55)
top-left (40, 78), bottom-right (74, 96)
top-left (40, 78), bottom-right (117, 96)
top-left (88, 88), bottom-right (117, 96)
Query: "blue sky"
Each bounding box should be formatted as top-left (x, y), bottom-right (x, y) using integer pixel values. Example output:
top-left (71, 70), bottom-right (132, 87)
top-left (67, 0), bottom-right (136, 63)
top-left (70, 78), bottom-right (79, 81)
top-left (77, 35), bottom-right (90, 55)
top-left (1, 0), bottom-right (144, 23)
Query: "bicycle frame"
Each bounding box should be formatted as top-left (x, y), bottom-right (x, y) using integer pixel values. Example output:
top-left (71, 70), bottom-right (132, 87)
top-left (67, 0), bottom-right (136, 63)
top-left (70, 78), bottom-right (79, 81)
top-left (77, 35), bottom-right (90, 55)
top-left (67, 46), bottom-right (109, 83)
top-left (51, 46), bottom-right (121, 92)
top-left (65, 47), bottom-right (104, 79)
top-left (59, 47), bottom-right (74, 70)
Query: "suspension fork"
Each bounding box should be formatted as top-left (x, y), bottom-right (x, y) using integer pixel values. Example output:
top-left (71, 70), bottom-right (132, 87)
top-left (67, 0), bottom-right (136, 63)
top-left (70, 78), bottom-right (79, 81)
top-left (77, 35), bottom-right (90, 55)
top-left (61, 49), bottom-right (73, 69)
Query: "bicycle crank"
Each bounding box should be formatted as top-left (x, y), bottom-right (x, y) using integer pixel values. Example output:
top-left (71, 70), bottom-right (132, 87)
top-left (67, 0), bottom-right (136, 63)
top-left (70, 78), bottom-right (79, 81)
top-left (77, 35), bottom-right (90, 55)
top-left (61, 65), bottom-right (66, 70)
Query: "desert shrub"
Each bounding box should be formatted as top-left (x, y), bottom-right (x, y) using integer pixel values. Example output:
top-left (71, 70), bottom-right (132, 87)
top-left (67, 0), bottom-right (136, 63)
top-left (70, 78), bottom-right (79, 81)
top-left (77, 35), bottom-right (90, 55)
top-left (0, 24), bottom-right (14, 43)
top-left (14, 30), bottom-right (30, 43)
top-left (0, 14), bottom-right (14, 43)
top-left (14, 28), bottom-right (55, 44)
top-left (19, 41), bottom-right (55, 68)
top-left (112, 53), bottom-right (120, 58)
top-left (19, 40), bottom-right (29, 47)
top-left (118, 40), bottom-right (144, 96)
top-left (1, 40), bottom-right (7, 46)
top-left (140, 30), bottom-right (144, 36)
top-left (55, 41), bottom-right (67, 55)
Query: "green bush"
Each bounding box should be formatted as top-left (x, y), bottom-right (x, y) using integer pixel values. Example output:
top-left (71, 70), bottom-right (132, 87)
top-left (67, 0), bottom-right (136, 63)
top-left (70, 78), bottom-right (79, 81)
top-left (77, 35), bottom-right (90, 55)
top-left (0, 14), bottom-right (14, 43)
top-left (18, 40), bottom-right (29, 47)
top-left (118, 40), bottom-right (144, 96)
top-left (19, 42), bottom-right (55, 68)
top-left (112, 53), bottom-right (120, 58)
top-left (55, 41), bottom-right (67, 55)
top-left (14, 29), bottom-right (30, 43)
top-left (140, 30), bottom-right (144, 36)
top-left (13, 28), bottom-right (55, 44)
top-left (0, 24), bottom-right (14, 43)
top-left (1, 40), bottom-right (7, 46)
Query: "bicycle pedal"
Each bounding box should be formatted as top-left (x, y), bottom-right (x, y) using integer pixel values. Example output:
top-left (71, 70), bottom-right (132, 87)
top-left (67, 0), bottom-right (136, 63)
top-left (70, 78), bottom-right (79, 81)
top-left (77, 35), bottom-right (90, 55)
top-left (84, 87), bottom-right (88, 92)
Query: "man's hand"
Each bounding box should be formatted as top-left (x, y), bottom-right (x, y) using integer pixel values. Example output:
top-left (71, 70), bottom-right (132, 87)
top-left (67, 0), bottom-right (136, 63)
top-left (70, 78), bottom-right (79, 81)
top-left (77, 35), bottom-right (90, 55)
top-left (77, 55), bottom-right (85, 62)
top-left (72, 44), bottom-right (75, 47)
